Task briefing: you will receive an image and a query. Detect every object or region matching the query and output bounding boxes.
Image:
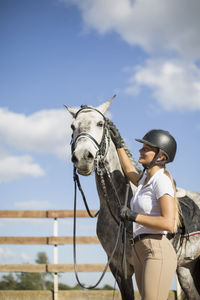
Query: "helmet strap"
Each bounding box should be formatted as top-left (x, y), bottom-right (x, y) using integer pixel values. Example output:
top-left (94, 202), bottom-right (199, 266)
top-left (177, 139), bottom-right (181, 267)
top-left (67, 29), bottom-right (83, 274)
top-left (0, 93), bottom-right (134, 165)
top-left (137, 167), bottom-right (146, 184)
top-left (137, 149), bottom-right (170, 184)
top-left (144, 149), bottom-right (169, 170)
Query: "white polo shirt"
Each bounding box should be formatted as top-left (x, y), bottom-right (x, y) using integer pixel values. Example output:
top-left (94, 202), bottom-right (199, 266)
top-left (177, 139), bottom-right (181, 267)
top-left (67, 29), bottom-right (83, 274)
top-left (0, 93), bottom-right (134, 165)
top-left (130, 168), bottom-right (174, 238)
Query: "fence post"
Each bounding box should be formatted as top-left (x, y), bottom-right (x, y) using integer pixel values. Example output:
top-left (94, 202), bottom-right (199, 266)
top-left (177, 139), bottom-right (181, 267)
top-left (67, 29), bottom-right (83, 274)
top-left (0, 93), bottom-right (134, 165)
top-left (53, 218), bottom-right (58, 300)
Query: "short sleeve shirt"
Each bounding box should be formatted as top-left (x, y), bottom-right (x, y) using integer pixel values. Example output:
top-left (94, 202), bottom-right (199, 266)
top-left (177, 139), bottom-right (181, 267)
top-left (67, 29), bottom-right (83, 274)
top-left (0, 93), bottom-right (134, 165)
top-left (130, 168), bottom-right (174, 238)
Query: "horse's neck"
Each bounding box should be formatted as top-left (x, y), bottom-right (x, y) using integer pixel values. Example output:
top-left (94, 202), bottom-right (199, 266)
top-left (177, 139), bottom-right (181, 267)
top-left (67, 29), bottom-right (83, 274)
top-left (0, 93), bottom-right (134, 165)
top-left (95, 142), bottom-right (135, 208)
top-left (105, 142), bottom-right (123, 174)
top-left (103, 141), bottom-right (138, 192)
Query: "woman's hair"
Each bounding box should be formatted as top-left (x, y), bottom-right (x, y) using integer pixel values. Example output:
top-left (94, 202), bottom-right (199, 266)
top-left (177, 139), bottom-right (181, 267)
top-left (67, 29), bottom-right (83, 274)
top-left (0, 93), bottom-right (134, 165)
top-left (164, 168), bottom-right (182, 232)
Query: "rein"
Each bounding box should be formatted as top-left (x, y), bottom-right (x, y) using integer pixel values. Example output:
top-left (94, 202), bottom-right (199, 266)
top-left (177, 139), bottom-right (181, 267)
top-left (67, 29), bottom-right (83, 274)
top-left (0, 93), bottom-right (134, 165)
top-left (73, 167), bottom-right (99, 218)
top-left (72, 106), bottom-right (130, 288)
top-left (73, 165), bottom-right (123, 289)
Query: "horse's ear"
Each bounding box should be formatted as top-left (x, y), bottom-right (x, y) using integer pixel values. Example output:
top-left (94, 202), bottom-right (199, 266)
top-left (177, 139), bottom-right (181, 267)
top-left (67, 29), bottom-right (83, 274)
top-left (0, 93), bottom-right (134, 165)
top-left (64, 105), bottom-right (79, 118)
top-left (96, 95), bottom-right (116, 115)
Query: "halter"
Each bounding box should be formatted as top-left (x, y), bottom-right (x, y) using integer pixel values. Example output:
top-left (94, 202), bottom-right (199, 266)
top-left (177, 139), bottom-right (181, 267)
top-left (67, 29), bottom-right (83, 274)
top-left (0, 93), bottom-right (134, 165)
top-left (71, 105), bottom-right (110, 163)
top-left (74, 105), bottom-right (106, 120)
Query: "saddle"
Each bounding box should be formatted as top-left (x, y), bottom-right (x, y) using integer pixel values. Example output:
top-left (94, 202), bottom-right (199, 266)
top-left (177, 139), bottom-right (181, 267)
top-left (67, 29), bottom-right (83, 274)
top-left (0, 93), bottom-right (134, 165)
top-left (168, 195), bottom-right (200, 247)
top-left (178, 195), bottom-right (200, 236)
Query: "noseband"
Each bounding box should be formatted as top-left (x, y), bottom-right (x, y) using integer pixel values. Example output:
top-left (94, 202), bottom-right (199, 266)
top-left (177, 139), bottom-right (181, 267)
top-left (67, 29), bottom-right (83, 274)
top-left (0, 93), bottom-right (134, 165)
top-left (71, 105), bottom-right (109, 162)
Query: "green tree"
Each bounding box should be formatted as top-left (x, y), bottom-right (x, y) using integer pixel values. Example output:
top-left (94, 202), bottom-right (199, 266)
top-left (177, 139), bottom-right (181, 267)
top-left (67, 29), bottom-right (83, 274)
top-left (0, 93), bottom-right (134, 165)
top-left (16, 252), bottom-right (53, 290)
top-left (102, 284), bottom-right (114, 290)
top-left (36, 251), bottom-right (53, 289)
top-left (0, 252), bottom-right (113, 291)
top-left (35, 252), bottom-right (49, 264)
top-left (16, 272), bottom-right (44, 290)
top-left (0, 273), bottom-right (18, 290)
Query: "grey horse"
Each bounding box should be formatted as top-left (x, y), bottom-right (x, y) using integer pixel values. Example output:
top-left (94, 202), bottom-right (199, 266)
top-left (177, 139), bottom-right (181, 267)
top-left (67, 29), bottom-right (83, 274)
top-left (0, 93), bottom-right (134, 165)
top-left (65, 98), bottom-right (200, 300)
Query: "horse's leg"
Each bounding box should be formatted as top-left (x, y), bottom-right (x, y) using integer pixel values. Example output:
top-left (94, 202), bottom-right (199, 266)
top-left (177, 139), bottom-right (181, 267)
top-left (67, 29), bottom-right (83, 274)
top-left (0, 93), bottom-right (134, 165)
top-left (193, 257), bottom-right (200, 296)
top-left (177, 262), bottom-right (200, 300)
top-left (109, 261), bottom-right (134, 300)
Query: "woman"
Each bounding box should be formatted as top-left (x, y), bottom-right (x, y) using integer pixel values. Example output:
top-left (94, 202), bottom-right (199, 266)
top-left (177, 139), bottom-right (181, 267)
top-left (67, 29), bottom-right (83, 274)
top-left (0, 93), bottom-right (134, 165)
top-left (109, 125), bottom-right (180, 300)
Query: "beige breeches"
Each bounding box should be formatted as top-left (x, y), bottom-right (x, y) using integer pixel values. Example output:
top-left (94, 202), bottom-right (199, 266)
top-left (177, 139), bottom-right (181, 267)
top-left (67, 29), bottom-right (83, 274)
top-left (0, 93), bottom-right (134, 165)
top-left (132, 235), bottom-right (177, 300)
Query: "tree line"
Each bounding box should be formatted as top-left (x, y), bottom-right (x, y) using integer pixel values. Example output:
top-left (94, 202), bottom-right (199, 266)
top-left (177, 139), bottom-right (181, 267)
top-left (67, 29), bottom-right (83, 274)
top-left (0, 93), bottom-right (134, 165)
top-left (0, 252), bottom-right (113, 290)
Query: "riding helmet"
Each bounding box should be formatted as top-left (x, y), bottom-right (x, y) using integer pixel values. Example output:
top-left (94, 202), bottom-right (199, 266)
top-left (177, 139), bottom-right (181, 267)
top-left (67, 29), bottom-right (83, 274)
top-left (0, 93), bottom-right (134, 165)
top-left (135, 129), bottom-right (177, 163)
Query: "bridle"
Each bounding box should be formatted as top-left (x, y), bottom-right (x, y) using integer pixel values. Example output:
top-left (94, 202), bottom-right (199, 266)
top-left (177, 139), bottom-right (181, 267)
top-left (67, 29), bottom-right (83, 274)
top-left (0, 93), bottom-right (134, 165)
top-left (71, 105), bottom-right (110, 162)
top-left (71, 106), bottom-right (130, 289)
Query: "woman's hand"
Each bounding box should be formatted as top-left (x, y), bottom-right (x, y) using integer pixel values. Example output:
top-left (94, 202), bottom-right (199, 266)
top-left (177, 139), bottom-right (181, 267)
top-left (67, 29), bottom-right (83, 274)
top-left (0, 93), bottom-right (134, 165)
top-left (107, 120), bottom-right (123, 149)
top-left (119, 206), bottom-right (138, 222)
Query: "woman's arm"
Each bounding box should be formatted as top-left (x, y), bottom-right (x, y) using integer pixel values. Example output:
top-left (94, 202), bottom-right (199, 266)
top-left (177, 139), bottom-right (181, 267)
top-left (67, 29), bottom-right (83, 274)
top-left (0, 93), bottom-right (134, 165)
top-left (107, 121), bottom-right (141, 185)
top-left (117, 148), bottom-right (141, 186)
top-left (135, 194), bottom-right (176, 232)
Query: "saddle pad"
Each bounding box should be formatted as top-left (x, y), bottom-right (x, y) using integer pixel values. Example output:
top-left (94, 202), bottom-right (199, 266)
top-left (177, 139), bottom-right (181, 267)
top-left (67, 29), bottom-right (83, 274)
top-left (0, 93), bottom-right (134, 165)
top-left (179, 196), bottom-right (200, 236)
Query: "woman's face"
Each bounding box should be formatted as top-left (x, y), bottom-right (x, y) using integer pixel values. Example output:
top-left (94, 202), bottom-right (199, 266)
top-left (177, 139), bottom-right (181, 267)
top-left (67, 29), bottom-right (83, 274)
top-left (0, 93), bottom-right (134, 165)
top-left (138, 143), bottom-right (158, 166)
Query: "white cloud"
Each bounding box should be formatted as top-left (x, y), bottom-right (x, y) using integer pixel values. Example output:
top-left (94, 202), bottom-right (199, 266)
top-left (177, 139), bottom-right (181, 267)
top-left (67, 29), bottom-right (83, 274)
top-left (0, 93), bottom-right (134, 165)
top-left (15, 200), bottom-right (52, 209)
top-left (61, 0), bottom-right (200, 112)
top-left (0, 247), bottom-right (16, 261)
top-left (64, 0), bottom-right (200, 58)
top-left (20, 252), bottom-right (31, 262)
top-left (1, 218), bottom-right (50, 224)
top-left (0, 108), bottom-right (72, 160)
top-left (125, 59), bottom-right (200, 111)
top-left (0, 107), bottom-right (74, 182)
top-left (0, 151), bottom-right (45, 182)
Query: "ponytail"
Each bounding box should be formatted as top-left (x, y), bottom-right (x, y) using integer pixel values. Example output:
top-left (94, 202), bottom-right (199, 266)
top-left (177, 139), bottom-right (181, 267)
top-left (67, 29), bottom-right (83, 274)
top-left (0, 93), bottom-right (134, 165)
top-left (164, 168), bottom-right (182, 233)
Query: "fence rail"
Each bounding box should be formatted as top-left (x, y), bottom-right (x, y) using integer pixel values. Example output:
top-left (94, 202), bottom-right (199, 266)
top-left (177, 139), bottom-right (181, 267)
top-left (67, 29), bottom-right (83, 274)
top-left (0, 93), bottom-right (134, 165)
top-left (0, 264), bottom-right (108, 273)
top-left (0, 236), bottom-right (99, 245)
top-left (0, 209), bottom-right (104, 300)
top-left (0, 210), bottom-right (101, 273)
top-left (0, 209), bottom-right (97, 218)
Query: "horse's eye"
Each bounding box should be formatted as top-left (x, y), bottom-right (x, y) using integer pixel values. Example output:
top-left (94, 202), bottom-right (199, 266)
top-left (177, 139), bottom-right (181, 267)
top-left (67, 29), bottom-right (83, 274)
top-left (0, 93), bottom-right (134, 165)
top-left (97, 121), bottom-right (104, 127)
top-left (71, 124), bottom-right (75, 131)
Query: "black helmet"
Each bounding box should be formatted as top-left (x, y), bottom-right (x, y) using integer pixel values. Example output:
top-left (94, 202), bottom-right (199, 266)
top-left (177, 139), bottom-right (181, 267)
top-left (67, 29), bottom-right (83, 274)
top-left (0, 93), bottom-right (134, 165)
top-left (135, 129), bottom-right (177, 163)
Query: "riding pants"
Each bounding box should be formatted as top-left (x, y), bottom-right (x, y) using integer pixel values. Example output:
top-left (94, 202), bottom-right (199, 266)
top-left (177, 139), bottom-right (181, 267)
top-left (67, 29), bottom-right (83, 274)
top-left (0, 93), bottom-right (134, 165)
top-left (132, 234), bottom-right (177, 300)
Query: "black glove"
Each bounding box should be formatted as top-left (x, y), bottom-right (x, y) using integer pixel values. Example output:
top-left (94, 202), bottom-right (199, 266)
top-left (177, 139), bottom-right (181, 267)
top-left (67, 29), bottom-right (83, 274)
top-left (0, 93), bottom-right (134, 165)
top-left (119, 206), bottom-right (138, 222)
top-left (107, 119), bottom-right (123, 149)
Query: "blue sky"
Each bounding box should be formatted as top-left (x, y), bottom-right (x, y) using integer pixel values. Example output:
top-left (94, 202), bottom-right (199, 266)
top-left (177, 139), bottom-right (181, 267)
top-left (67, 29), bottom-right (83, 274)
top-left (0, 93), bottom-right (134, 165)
top-left (0, 0), bottom-right (200, 289)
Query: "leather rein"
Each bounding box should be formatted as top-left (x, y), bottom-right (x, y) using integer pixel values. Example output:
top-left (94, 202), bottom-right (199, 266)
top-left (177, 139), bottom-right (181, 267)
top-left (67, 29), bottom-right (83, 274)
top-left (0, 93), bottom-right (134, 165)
top-left (71, 106), bottom-right (129, 288)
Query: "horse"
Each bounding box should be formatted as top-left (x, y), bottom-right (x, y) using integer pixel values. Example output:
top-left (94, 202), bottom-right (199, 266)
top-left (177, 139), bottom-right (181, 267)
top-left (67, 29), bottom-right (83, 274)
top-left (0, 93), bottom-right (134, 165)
top-left (65, 98), bottom-right (200, 300)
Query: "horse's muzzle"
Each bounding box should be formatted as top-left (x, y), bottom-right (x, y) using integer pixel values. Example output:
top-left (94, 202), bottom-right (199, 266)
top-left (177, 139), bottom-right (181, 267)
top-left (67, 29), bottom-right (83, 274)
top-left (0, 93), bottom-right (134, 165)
top-left (72, 150), bottom-right (94, 164)
top-left (72, 150), bottom-right (95, 176)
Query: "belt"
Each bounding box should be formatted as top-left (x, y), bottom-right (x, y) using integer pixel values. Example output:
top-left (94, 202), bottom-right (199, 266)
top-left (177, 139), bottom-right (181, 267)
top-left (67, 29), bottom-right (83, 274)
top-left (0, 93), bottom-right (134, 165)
top-left (130, 233), bottom-right (163, 245)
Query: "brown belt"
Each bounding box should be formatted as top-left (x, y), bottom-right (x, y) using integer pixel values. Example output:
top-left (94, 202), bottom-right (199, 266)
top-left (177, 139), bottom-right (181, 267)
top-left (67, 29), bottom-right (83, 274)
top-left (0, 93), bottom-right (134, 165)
top-left (130, 233), bottom-right (164, 245)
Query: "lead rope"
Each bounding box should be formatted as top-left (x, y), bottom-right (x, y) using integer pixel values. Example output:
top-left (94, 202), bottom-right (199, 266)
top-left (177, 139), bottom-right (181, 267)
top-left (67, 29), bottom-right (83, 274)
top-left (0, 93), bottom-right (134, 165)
top-left (102, 162), bottom-right (131, 280)
top-left (73, 149), bottom-right (130, 289)
top-left (73, 166), bottom-right (99, 218)
top-left (73, 166), bottom-right (123, 289)
top-left (122, 182), bottom-right (130, 280)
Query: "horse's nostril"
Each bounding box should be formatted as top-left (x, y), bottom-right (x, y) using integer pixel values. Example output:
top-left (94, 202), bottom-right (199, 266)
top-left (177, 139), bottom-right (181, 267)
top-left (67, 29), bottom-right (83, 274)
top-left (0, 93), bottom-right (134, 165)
top-left (87, 152), bottom-right (94, 160)
top-left (72, 154), bottom-right (78, 163)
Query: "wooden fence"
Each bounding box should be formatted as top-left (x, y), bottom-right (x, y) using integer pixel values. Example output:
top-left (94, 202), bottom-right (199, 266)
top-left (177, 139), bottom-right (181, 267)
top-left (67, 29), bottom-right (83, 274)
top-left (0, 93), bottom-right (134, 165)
top-left (0, 209), bottom-right (108, 300)
top-left (0, 210), bottom-right (105, 273)
top-left (0, 210), bottom-right (179, 300)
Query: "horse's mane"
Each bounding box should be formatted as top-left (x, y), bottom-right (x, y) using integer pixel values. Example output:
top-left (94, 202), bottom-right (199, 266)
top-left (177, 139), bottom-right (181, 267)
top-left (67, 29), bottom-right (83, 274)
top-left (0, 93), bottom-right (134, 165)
top-left (106, 118), bottom-right (142, 174)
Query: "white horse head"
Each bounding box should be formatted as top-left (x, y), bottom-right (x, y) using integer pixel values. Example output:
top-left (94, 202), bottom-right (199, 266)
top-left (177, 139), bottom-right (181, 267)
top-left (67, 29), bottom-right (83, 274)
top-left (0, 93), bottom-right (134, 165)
top-left (65, 97), bottom-right (115, 176)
